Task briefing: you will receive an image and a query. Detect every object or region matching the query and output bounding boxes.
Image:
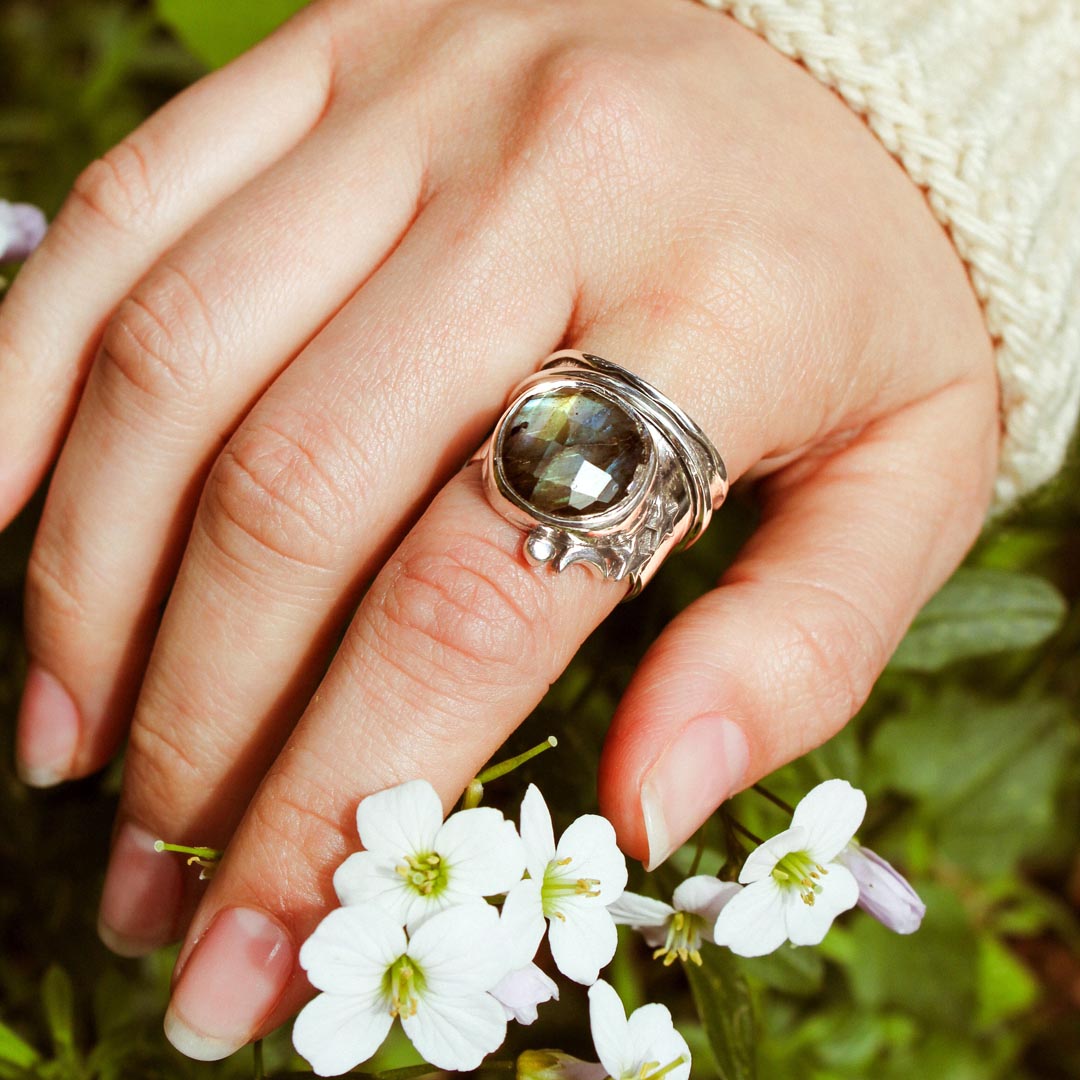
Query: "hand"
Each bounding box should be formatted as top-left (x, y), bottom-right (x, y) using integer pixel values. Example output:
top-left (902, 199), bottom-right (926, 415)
top-left (5, 0), bottom-right (997, 1058)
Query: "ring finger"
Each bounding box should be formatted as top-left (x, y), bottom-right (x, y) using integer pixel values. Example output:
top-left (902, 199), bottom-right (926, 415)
top-left (96, 182), bottom-right (577, 956)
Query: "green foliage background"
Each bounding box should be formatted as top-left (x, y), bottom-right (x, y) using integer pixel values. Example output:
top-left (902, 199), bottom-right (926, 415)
top-left (2, 2), bottom-right (1079, 1078)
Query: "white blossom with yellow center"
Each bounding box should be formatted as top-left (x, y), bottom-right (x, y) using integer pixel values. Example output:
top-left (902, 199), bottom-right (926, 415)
top-left (609, 876), bottom-right (742, 965)
top-left (713, 779), bottom-right (867, 957)
top-left (333, 779), bottom-right (525, 930)
top-left (293, 902), bottom-right (511, 1076)
top-left (515, 784), bottom-right (628, 985)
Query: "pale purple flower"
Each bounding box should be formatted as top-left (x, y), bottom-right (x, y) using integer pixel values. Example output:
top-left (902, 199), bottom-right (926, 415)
top-left (837, 843), bottom-right (925, 934)
top-left (0, 200), bottom-right (47, 263)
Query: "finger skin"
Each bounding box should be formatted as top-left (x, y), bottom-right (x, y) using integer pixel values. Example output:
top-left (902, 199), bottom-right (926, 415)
top-left (0, 3), bottom-right (336, 530)
top-left (598, 374), bottom-right (999, 868)
top-left (18, 90), bottom-right (429, 786)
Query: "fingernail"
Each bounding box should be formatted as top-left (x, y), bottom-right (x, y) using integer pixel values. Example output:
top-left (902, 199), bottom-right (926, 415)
top-left (641, 714), bottom-right (750, 871)
top-left (98, 821), bottom-right (185, 957)
top-left (165, 907), bottom-right (294, 1061)
top-left (15, 663), bottom-right (80, 787)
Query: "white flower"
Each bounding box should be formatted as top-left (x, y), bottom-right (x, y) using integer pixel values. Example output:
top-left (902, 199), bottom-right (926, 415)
top-left (837, 842), bottom-right (926, 934)
top-left (490, 877), bottom-right (559, 1024)
top-left (713, 779), bottom-right (867, 957)
top-left (333, 779), bottom-right (526, 929)
top-left (610, 876), bottom-right (742, 965)
top-left (293, 902), bottom-right (511, 1076)
top-left (516, 784), bottom-right (628, 985)
top-left (587, 980), bottom-right (691, 1080)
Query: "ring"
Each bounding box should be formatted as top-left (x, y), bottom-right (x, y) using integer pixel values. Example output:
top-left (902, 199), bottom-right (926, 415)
top-left (471, 350), bottom-right (727, 599)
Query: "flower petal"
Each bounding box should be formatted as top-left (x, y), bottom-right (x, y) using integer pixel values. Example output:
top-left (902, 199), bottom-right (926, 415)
top-left (408, 901), bottom-right (509, 994)
top-left (738, 827), bottom-right (809, 884)
top-left (333, 850), bottom-right (412, 922)
top-left (790, 779), bottom-right (867, 863)
top-left (403, 990), bottom-right (507, 1071)
top-left (608, 890), bottom-right (673, 928)
top-left (783, 862), bottom-right (859, 946)
top-left (625, 1003), bottom-right (692, 1080)
top-left (490, 962), bottom-right (559, 1025)
top-left (712, 879), bottom-right (789, 957)
top-left (587, 980), bottom-right (629, 1079)
top-left (838, 844), bottom-right (926, 934)
top-left (672, 877), bottom-right (742, 945)
top-left (548, 901), bottom-right (618, 985)
top-left (0, 200), bottom-right (47, 263)
top-left (500, 877), bottom-right (547, 969)
top-left (520, 785), bottom-right (556, 879)
top-left (292, 991), bottom-right (394, 1077)
top-left (436, 806), bottom-right (526, 898)
top-left (355, 779), bottom-right (443, 857)
top-left (555, 814), bottom-right (627, 904)
top-left (298, 906), bottom-right (405, 995)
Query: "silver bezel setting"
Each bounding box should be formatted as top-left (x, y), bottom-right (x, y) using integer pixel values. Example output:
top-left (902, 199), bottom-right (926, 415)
top-left (473, 350), bottom-right (728, 599)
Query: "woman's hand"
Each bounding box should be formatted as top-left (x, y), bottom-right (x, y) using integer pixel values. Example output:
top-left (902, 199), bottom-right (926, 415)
top-left (4, 0), bottom-right (997, 1058)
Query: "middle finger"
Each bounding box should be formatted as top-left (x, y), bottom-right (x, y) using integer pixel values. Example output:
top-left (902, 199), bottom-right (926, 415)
top-left (19, 97), bottom-right (428, 789)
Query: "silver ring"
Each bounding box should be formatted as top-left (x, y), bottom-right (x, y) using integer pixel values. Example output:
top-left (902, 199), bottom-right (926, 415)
top-left (471, 350), bottom-right (727, 599)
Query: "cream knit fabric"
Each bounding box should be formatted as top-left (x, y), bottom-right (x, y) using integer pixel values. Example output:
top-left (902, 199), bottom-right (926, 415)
top-left (697, 0), bottom-right (1080, 509)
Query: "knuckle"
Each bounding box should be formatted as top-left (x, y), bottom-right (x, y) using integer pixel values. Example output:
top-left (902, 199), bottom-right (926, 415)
top-left (202, 417), bottom-right (356, 572)
top-left (125, 716), bottom-right (210, 807)
top-left (364, 532), bottom-right (550, 699)
top-left (98, 267), bottom-right (219, 409)
top-left (529, 43), bottom-right (663, 170)
top-left (23, 544), bottom-right (89, 653)
top-left (246, 760), bottom-right (351, 873)
top-left (66, 138), bottom-right (158, 235)
top-left (777, 581), bottom-right (888, 726)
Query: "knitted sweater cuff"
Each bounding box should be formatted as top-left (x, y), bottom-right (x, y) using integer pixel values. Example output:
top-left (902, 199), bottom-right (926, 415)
top-left (698, 0), bottom-right (1080, 510)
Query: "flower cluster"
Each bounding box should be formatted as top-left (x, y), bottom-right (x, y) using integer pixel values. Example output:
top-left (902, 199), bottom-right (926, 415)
top-left (613, 779), bottom-right (924, 963)
top-left (293, 780), bottom-right (631, 1075)
top-left (291, 772), bottom-right (925, 1076)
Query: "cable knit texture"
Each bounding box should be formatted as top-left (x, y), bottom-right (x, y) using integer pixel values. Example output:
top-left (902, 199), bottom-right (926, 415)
top-left (697, 0), bottom-right (1080, 509)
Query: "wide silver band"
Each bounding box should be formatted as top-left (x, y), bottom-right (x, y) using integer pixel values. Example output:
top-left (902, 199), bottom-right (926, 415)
top-left (471, 350), bottom-right (727, 599)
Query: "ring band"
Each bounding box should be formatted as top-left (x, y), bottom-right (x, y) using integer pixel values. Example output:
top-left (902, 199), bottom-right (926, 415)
top-left (471, 350), bottom-right (727, 599)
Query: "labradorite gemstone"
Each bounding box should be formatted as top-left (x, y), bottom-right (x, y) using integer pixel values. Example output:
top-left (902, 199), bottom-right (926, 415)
top-left (500, 387), bottom-right (646, 518)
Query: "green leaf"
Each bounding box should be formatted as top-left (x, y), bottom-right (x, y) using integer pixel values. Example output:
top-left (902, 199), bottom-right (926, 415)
top-left (869, 690), bottom-right (1077, 874)
top-left (888, 567), bottom-right (1066, 672)
top-left (41, 965), bottom-right (76, 1057)
top-left (843, 884), bottom-right (978, 1027)
top-left (685, 949), bottom-right (757, 1080)
top-left (0, 1021), bottom-right (39, 1068)
top-left (154, 0), bottom-right (310, 68)
top-left (975, 935), bottom-right (1040, 1028)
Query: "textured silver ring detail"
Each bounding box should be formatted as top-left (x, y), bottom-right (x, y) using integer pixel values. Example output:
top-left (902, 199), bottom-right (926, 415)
top-left (471, 350), bottom-right (727, 599)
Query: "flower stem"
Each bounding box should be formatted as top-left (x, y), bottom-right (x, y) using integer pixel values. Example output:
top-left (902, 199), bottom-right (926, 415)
top-left (475, 736), bottom-right (558, 784)
top-left (730, 819), bottom-right (765, 846)
top-left (153, 841), bottom-right (222, 861)
top-left (751, 784), bottom-right (795, 816)
top-left (687, 824), bottom-right (708, 877)
top-left (252, 1039), bottom-right (264, 1080)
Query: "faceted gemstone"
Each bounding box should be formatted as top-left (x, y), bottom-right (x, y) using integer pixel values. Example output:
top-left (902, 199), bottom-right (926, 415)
top-left (499, 387), bottom-right (646, 518)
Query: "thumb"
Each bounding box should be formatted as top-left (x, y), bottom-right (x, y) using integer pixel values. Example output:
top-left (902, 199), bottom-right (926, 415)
top-left (598, 377), bottom-right (998, 868)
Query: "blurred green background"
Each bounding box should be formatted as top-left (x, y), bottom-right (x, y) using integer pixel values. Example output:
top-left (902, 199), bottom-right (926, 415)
top-left (2, 2), bottom-right (1079, 1078)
